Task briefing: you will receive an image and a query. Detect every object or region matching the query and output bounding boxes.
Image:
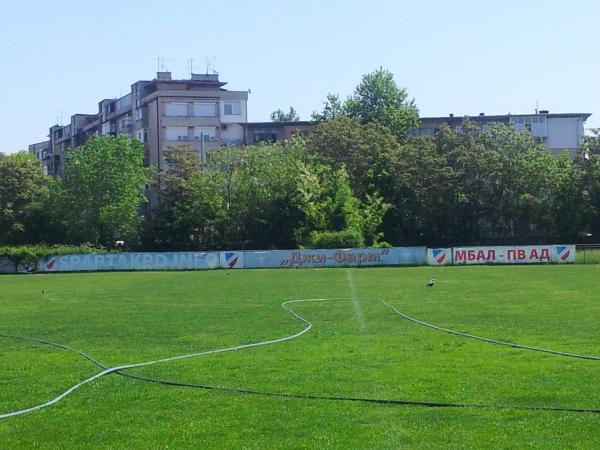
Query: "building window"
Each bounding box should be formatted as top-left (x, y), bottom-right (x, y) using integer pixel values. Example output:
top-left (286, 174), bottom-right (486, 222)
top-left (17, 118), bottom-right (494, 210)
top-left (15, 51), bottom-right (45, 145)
top-left (224, 102), bottom-right (241, 115)
top-left (118, 115), bottom-right (132, 130)
top-left (194, 127), bottom-right (216, 142)
top-left (166, 126), bottom-right (189, 141)
top-left (164, 103), bottom-right (188, 117)
top-left (193, 102), bottom-right (216, 117)
top-left (252, 129), bottom-right (279, 143)
top-left (136, 129), bottom-right (145, 143)
top-left (408, 127), bottom-right (436, 137)
top-left (510, 115), bottom-right (547, 138)
top-left (134, 108), bottom-right (143, 121)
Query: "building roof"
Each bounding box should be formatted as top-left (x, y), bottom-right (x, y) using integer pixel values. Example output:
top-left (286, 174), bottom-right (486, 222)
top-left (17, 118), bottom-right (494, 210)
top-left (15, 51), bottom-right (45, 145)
top-left (420, 112), bottom-right (592, 122)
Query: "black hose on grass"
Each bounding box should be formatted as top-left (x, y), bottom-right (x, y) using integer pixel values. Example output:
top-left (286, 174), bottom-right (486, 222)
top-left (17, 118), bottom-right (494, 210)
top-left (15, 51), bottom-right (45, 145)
top-left (115, 369), bottom-right (600, 414)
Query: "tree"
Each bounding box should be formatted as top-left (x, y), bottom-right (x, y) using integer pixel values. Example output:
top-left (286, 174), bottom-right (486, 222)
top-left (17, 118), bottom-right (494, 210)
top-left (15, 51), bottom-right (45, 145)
top-left (294, 161), bottom-right (389, 248)
top-left (379, 136), bottom-right (455, 246)
top-left (307, 116), bottom-right (401, 198)
top-left (575, 130), bottom-right (600, 240)
top-left (209, 139), bottom-right (307, 249)
top-left (0, 151), bottom-right (47, 244)
top-left (311, 93), bottom-right (345, 122)
top-left (270, 106), bottom-right (300, 122)
top-left (148, 140), bottom-right (308, 250)
top-left (344, 67), bottom-right (419, 142)
top-left (145, 145), bottom-right (226, 250)
top-left (62, 135), bottom-right (153, 247)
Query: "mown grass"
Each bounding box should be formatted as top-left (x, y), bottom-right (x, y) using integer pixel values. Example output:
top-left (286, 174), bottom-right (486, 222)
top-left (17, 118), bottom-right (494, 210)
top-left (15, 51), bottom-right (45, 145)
top-left (1, 265), bottom-right (599, 449)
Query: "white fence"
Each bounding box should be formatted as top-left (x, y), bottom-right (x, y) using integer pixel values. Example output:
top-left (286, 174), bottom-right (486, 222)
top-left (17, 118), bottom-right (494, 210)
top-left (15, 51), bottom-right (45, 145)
top-left (0, 245), bottom-right (576, 273)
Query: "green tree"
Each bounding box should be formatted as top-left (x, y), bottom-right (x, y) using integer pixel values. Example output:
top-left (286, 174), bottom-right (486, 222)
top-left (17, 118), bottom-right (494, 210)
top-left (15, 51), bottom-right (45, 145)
top-left (575, 130), bottom-right (600, 240)
top-left (270, 106), bottom-right (300, 122)
top-left (146, 145), bottom-right (226, 250)
top-left (307, 116), bottom-right (400, 198)
top-left (311, 93), bottom-right (345, 122)
top-left (344, 67), bottom-right (419, 142)
top-left (0, 151), bottom-right (47, 244)
top-left (28, 177), bottom-right (72, 244)
top-left (62, 135), bottom-right (153, 247)
top-left (149, 141), bottom-right (307, 250)
top-left (548, 152), bottom-right (584, 239)
top-left (295, 162), bottom-right (389, 248)
top-left (376, 136), bottom-right (455, 245)
top-left (210, 139), bottom-right (307, 249)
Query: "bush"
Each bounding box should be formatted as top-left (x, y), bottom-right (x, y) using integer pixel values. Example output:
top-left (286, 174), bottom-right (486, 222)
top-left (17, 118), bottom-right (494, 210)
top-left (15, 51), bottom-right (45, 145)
top-left (309, 229), bottom-right (364, 249)
top-left (0, 244), bottom-right (110, 269)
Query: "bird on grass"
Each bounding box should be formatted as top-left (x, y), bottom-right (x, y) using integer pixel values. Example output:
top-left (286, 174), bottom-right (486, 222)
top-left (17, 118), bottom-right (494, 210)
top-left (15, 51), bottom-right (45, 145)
top-left (426, 277), bottom-right (436, 288)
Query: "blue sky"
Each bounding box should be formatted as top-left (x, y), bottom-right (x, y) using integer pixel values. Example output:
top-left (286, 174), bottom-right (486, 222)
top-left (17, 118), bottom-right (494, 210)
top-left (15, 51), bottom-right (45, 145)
top-left (1, 0), bottom-right (598, 152)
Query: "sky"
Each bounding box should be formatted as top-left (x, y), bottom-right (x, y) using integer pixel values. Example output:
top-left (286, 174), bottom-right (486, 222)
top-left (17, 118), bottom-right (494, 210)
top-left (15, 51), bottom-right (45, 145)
top-left (1, 0), bottom-right (599, 153)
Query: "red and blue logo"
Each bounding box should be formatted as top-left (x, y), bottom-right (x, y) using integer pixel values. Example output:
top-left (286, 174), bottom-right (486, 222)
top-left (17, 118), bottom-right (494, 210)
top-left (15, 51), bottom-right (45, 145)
top-left (556, 246), bottom-right (571, 262)
top-left (224, 252), bottom-right (240, 268)
top-left (432, 249), bottom-right (447, 265)
top-left (46, 258), bottom-right (56, 270)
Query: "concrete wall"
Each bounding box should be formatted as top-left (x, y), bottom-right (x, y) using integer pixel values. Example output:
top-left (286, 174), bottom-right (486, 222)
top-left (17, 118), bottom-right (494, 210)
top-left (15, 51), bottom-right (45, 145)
top-left (546, 117), bottom-right (584, 157)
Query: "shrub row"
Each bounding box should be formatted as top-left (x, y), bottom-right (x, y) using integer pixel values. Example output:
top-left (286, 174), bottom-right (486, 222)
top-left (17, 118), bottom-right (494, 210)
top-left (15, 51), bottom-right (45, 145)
top-left (0, 244), bottom-right (110, 267)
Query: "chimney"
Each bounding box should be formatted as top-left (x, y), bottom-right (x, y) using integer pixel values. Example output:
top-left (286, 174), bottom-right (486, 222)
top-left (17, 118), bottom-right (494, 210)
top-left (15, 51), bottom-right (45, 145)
top-left (156, 71), bottom-right (172, 80)
top-left (479, 112), bottom-right (485, 116)
top-left (449, 113), bottom-right (454, 118)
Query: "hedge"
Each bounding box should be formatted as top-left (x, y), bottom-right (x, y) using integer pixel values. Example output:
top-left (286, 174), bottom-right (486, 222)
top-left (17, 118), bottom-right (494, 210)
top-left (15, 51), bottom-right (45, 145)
top-left (0, 244), bottom-right (111, 268)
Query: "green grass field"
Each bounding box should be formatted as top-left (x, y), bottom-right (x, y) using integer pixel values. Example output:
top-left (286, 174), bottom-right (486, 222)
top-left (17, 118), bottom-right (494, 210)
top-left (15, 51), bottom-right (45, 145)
top-left (1, 265), bottom-right (600, 449)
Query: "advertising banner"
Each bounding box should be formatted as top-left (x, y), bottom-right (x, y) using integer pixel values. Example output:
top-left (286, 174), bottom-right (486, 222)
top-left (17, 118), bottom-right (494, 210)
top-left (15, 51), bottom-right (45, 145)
top-left (38, 252), bottom-right (221, 272)
top-left (427, 248), bottom-right (452, 266)
top-left (244, 247), bottom-right (426, 269)
top-left (452, 245), bottom-right (575, 265)
top-left (20, 244), bottom-right (575, 274)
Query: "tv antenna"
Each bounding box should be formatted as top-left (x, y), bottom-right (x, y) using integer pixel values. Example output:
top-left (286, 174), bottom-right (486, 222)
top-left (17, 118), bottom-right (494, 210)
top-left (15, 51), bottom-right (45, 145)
top-left (149, 56), bottom-right (174, 72)
top-left (205, 56), bottom-right (218, 74)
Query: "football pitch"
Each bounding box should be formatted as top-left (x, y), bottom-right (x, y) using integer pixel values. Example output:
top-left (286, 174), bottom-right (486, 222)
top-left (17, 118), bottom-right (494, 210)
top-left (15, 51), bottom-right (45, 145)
top-left (1, 265), bottom-right (599, 449)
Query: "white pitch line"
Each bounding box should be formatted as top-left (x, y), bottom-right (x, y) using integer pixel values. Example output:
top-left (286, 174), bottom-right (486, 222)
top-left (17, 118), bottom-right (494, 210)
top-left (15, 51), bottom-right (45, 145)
top-left (346, 269), bottom-right (367, 333)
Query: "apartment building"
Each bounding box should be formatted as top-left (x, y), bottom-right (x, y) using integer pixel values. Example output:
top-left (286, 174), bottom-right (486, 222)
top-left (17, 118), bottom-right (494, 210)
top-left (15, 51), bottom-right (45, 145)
top-left (30, 71), bottom-right (248, 176)
top-left (27, 141), bottom-right (52, 175)
top-left (411, 111), bottom-right (591, 158)
top-left (240, 111), bottom-right (591, 158)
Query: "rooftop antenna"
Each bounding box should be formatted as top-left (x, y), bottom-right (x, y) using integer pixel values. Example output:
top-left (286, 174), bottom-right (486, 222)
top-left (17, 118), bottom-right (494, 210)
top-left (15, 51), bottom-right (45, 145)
top-left (149, 56), bottom-right (161, 71)
top-left (148, 56), bottom-right (174, 73)
top-left (204, 56), bottom-right (218, 75)
top-left (535, 99), bottom-right (539, 114)
top-left (188, 58), bottom-right (194, 75)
